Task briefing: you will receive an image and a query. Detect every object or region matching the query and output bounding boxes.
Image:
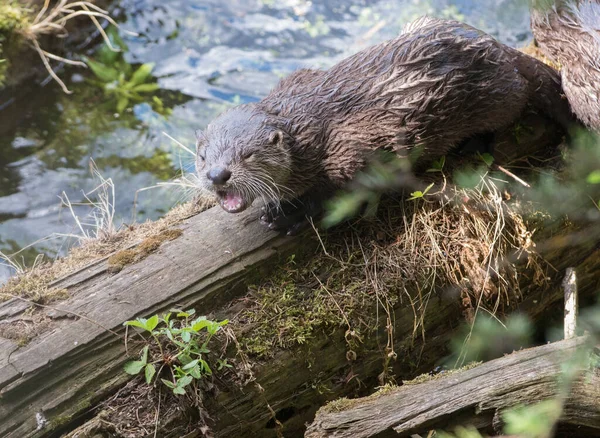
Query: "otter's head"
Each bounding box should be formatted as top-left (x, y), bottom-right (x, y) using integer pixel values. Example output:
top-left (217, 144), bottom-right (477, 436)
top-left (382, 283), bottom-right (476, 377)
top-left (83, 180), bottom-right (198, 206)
top-left (196, 105), bottom-right (294, 213)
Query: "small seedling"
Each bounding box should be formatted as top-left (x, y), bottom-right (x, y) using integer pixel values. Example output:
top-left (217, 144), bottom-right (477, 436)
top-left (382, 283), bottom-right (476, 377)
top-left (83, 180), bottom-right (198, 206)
top-left (123, 309), bottom-right (229, 395)
top-left (426, 156), bottom-right (446, 173)
top-left (408, 182), bottom-right (435, 201)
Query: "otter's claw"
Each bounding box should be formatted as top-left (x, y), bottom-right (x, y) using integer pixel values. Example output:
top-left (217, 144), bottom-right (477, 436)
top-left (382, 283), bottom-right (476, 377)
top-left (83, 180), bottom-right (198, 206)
top-left (260, 207), bottom-right (307, 235)
top-left (260, 201), bottom-right (316, 235)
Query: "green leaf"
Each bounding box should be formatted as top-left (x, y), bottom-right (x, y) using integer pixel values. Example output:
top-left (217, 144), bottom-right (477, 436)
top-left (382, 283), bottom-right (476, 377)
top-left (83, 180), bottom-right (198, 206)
top-left (503, 400), bottom-right (561, 437)
top-left (423, 182), bottom-right (435, 195)
top-left (197, 344), bottom-right (210, 354)
top-left (181, 330), bottom-right (191, 343)
top-left (140, 345), bottom-right (149, 364)
top-left (178, 375), bottom-right (193, 387)
top-left (189, 365), bottom-right (202, 379)
top-left (479, 152), bottom-right (494, 166)
top-left (586, 170), bottom-right (600, 184)
top-left (200, 359), bottom-right (213, 376)
top-left (179, 353), bottom-right (194, 365)
top-left (161, 378), bottom-right (175, 389)
top-left (176, 309), bottom-right (196, 318)
top-left (86, 58), bottom-right (119, 82)
top-left (207, 321), bottom-right (222, 335)
top-left (130, 63), bottom-right (155, 86)
top-left (322, 192), bottom-right (366, 228)
top-left (145, 363), bottom-right (156, 384)
top-left (217, 359), bottom-right (233, 370)
top-left (116, 96), bottom-right (129, 113)
top-left (408, 191), bottom-right (423, 201)
top-left (173, 386), bottom-right (186, 395)
top-left (124, 360), bottom-right (145, 375)
top-left (146, 315), bottom-right (159, 332)
top-left (182, 359), bottom-right (199, 370)
top-left (124, 318), bottom-right (147, 330)
top-left (192, 319), bottom-right (211, 332)
top-left (132, 83), bottom-right (160, 93)
top-left (426, 156), bottom-right (446, 173)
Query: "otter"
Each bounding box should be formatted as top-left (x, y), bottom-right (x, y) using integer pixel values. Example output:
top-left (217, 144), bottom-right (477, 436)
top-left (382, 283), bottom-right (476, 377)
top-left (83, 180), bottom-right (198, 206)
top-left (530, 0), bottom-right (600, 130)
top-left (196, 17), bottom-right (572, 234)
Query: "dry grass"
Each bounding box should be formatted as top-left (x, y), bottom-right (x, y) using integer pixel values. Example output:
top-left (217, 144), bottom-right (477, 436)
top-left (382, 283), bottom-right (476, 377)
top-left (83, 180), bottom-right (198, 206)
top-left (17, 0), bottom-right (135, 93)
top-left (239, 174), bottom-right (545, 371)
top-left (0, 197), bottom-right (214, 303)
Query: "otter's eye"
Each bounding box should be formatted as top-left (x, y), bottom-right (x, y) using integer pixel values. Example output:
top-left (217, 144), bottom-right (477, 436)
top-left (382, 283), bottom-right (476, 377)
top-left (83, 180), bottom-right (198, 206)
top-left (242, 151), bottom-right (254, 160)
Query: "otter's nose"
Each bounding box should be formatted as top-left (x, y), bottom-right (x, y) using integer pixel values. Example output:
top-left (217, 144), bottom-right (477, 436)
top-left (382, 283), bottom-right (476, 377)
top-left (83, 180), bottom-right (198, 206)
top-left (207, 167), bottom-right (231, 185)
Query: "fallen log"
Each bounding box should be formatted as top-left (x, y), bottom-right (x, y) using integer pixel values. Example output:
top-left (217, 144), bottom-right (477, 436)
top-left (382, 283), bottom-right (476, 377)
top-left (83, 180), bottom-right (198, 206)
top-left (305, 337), bottom-right (600, 438)
top-left (0, 110), bottom-right (599, 438)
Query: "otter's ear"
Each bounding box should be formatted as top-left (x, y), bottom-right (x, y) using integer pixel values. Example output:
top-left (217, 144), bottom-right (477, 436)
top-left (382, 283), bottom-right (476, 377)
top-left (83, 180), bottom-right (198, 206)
top-left (268, 130), bottom-right (285, 147)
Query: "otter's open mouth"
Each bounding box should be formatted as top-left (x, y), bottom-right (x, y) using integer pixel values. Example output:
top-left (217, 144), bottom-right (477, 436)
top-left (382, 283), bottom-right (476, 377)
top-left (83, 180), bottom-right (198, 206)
top-left (217, 190), bottom-right (250, 213)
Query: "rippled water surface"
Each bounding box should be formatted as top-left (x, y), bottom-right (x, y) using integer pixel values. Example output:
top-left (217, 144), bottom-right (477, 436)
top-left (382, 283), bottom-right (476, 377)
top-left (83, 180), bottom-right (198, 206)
top-left (0, 0), bottom-right (532, 281)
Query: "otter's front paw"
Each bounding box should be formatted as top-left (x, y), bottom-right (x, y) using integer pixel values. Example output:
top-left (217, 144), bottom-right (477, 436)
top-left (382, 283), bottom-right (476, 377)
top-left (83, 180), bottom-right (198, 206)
top-left (260, 202), bottom-right (311, 236)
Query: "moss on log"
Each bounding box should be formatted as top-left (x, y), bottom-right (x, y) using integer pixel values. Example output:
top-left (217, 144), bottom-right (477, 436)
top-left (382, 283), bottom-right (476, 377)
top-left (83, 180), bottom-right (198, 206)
top-left (0, 109), bottom-right (598, 438)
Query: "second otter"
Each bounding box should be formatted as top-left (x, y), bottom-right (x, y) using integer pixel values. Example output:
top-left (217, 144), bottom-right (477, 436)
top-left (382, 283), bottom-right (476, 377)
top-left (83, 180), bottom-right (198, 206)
top-left (196, 17), bottom-right (572, 233)
top-left (530, 0), bottom-right (600, 131)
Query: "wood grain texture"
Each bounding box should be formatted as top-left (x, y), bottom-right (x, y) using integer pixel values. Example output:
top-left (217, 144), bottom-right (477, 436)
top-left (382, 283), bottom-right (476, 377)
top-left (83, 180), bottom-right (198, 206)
top-left (306, 338), bottom-right (600, 438)
top-left (0, 205), bottom-right (300, 437)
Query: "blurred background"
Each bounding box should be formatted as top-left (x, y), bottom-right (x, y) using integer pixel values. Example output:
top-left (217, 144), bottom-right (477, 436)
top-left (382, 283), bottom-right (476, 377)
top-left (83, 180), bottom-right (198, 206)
top-left (0, 0), bottom-right (534, 282)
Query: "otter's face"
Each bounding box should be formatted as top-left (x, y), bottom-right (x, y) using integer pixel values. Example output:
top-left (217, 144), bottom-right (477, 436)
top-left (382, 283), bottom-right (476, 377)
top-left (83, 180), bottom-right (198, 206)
top-left (196, 106), bottom-right (293, 213)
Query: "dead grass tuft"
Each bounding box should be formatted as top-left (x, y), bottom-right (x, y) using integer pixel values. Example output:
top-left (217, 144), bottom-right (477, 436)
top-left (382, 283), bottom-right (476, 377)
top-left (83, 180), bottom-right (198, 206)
top-left (107, 228), bottom-right (184, 273)
top-left (0, 197), bottom-right (214, 303)
top-left (0, 311), bottom-right (53, 346)
top-left (18, 0), bottom-right (136, 94)
top-left (239, 175), bottom-right (545, 365)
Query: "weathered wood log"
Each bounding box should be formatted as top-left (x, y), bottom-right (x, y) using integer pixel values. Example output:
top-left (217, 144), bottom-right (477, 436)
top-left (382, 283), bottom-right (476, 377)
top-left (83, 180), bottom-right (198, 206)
top-left (0, 110), bottom-right (598, 438)
top-left (305, 337), bottom-right (600, 438)
top-left (0, 205), bottom-right (305, 437)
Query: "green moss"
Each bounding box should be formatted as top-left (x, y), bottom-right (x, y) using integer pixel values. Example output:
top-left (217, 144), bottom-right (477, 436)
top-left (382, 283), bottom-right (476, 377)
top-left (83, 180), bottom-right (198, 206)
top-left (240, 254), bottom-right (375, 357)
top-left (0, 4), bottom-right (28, 33)
top-left (320, 397), bottom-right (357, 413)
top-left (402, 361), bottom-right (482, 385)
top-left (107, 229), bottom-right (183, 273)
top-left (0, 270), bottom-right (68, 304)
top-left (0, 3), bottom-right (30, 87)
top-left (320, 384), bottom-right (400, 414)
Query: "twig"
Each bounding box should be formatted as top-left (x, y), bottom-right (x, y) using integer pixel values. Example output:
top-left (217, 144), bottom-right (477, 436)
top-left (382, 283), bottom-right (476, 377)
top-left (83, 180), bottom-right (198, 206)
top-left (563, 267), bottom-right (578, 339)
top-left (31, 39), bottom-right (72, 94)
top-left (494, 164), bottom-right (531, 188)
top-left (0, 293), bottom-right (122, 338)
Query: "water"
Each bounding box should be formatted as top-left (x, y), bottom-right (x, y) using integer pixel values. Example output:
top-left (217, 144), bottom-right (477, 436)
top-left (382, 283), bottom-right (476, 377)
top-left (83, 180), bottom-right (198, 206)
top-left (0, 0), bottom-right (533, 282)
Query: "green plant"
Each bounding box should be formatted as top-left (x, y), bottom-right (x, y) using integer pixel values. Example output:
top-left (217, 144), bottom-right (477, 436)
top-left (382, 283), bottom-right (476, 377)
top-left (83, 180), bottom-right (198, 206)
top-left (426, 156), bottom-right (446, 173)
top-left (87, 58), bottom-right (159, 113)
top-left (407, 182), bottom-right (434, 201)
top-left (85, 28), bottom-right (162, 114)
top-left (478, 152), bottom-right (494, 167)
top-left (123, 309), bottom-right (230, 395)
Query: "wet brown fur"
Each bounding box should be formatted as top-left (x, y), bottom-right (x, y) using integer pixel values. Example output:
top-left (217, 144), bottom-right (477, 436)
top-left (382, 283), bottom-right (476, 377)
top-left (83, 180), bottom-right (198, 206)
top-left (530, 0), bottom-right (600, 130)
top-left (197, 17), bottom-right (572, 208)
